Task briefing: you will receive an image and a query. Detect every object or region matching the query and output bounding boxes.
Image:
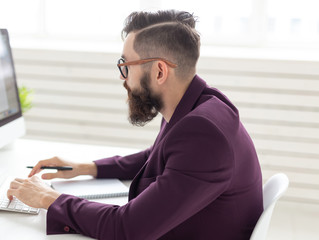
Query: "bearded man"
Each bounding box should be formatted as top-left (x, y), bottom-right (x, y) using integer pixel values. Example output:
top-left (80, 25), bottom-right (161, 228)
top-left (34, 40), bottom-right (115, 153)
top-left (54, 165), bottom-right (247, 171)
top-left (8, 10), bottom-right (263, 240)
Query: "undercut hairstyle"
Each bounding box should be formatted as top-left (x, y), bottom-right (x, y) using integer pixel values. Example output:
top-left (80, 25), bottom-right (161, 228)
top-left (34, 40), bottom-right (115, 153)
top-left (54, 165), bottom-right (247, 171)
top-left (122, 10), bottom-right (201, 79)
top-left (122, 10), bottom-right (197, 39)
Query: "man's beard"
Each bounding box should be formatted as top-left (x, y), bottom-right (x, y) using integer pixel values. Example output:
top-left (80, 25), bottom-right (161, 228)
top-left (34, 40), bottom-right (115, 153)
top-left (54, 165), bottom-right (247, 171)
top-left (123, 72), bottom-right (163, 126)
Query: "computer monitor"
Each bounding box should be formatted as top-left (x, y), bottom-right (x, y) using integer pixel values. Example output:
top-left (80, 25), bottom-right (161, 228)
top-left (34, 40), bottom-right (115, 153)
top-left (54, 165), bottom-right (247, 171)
top-left (0, 29), bottom-right (25, 149)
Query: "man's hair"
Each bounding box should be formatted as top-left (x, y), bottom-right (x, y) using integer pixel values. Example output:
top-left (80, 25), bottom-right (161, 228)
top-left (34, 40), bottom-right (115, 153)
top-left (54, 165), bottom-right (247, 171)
top-left (122, 10), bottom-right (200, 79)
top-left (122, 10), bottom-right (197, 39)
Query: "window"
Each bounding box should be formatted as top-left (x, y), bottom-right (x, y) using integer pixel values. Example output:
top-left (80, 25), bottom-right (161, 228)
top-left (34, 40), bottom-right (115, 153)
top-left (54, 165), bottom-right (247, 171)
top-left (266, 0), bottom-right (319, 48)
top-left (0, 0), bottom-right (318, 49)
top-left (161, 0), bottom-right (255, 45)
top-left (44, 0), bottom-right (139, 40)
top-left (0, 0), bottom-right (40, 35)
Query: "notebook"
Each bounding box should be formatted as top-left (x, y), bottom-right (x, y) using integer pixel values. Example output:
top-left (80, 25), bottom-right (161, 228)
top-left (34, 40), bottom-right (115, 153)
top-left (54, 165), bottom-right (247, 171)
top-left (51, 177), bottom-right (129, 199)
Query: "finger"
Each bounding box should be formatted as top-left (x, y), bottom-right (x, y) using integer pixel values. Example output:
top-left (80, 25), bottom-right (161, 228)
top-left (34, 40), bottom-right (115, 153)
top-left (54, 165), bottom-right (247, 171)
top-left (41, 171), bottom-right (64, 180)
top-left (7, 189), bottom-right (16, 201)
top-left (28, 167), bottom-right (41, 177)
top-left (9, 180), bottom-right (22, 189)
top-left (9, 178), bottom-right (25, 189)
top-left (14, 178), bottom-right (24, 183)
top-left (29, 160), bottom-right (48, 177)
top-left (28, 158), bottom-right (59, 177)
top-left (28, 164), bottom-right (43, 177)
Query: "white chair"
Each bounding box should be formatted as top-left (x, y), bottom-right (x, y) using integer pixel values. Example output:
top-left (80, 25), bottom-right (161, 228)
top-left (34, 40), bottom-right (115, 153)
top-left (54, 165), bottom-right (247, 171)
top-left (250, 173), bottom-right (289, 240)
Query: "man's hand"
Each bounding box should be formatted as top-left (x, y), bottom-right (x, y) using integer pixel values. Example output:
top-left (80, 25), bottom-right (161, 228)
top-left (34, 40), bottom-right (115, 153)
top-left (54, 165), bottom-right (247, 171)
top-left (7, 176), bottom-right (61, 209)
top-left (28, 156), bottom-right (97, 180)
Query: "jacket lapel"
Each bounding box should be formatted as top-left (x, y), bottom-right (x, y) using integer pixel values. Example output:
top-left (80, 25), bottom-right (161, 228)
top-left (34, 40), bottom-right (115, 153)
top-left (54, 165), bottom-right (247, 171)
top-left (129, 75), bottom-right (207, 200)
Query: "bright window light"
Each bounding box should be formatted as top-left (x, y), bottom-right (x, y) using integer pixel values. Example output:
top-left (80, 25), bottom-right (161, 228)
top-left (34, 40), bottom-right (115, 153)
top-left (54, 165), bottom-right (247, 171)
top-left (162, 0), bottom-right (253, 37)
top-left (0, 0), bottom-right (318, 49)
top-left (45, 0), bottom-right (139, 40)
top-left (266, 0), bottom-right (319, 47)
top-left (0, 0), bottom-right (41, 34)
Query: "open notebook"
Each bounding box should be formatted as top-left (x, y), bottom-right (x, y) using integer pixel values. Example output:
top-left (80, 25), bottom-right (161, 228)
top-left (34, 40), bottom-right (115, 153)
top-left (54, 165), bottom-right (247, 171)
top-left (51, 177), bottom-right (129, 199)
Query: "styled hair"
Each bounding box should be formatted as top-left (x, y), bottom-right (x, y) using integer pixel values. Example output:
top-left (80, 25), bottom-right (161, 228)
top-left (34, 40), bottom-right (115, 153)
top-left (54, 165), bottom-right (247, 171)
top-left (122, 10), bottom-right (200, 79)
top-left (122, 10), bottom-right (197, 39)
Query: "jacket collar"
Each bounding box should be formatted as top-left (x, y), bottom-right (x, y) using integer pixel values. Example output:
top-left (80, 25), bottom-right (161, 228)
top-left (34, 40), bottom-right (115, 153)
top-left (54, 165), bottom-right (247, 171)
top-left (159, 74), bottom-right (207, 140)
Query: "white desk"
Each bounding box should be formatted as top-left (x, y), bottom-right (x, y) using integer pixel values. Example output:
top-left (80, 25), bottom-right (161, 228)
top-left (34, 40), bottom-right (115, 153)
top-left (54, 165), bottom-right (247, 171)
top-left (0, 138), bottom-right (138, 239)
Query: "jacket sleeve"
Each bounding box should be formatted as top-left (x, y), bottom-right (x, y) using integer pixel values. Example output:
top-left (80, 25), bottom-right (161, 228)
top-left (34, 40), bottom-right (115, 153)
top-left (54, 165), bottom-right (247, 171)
top-left (46, 116), bottom-right (234, 239)
top-left (94, 147), bottom-right (152, 180)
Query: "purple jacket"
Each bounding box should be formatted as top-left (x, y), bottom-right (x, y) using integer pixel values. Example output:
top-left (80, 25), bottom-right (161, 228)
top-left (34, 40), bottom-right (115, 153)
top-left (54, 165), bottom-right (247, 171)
top-left (47, 75), bottom-right (263, 239)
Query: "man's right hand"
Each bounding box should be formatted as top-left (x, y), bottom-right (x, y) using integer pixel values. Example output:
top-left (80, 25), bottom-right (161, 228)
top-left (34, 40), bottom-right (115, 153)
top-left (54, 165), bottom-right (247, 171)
top-left (28, 156), bottom-right (97, 180)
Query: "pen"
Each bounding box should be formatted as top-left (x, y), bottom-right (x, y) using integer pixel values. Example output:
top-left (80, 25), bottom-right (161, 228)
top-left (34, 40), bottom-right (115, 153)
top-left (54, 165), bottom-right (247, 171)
top-left (26, 166), bottom-right (73, 170)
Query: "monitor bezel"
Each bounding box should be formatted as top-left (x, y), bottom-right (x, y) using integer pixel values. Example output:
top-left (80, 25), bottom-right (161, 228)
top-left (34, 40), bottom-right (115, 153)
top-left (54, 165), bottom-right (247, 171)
top-left (0, 28), bottom-right (22, 128)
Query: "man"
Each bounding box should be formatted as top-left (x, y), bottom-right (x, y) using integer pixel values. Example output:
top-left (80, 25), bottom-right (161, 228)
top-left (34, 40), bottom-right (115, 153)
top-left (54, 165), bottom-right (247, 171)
top-left (7, 10), bottom-right (263, 240)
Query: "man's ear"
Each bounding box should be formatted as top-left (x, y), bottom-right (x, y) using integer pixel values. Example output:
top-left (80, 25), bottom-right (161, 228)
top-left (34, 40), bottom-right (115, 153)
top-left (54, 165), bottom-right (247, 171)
top-left (155, 61), bottom-right (168, 85)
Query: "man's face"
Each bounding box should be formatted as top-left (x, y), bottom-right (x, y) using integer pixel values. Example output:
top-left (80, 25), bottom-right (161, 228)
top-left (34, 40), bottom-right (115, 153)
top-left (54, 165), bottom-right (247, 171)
top-left (121, 33), bottom-right (163, 126)
top-left (123, 71), bottom-right (162, 126)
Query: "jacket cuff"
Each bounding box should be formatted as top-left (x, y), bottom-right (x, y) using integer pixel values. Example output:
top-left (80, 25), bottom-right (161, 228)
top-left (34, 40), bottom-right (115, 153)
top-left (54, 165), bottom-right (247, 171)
top-left (46, 194), bottom-right (78, 235)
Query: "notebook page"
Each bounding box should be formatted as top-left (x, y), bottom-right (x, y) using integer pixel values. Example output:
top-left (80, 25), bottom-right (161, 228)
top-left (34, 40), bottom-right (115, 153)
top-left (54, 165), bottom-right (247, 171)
top-left (51, 177), bottom-right (129, 199)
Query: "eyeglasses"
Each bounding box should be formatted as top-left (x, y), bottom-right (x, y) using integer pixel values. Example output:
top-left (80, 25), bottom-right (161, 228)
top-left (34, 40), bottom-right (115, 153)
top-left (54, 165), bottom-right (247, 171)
top-left (117, 57), bottom-right (177, 79)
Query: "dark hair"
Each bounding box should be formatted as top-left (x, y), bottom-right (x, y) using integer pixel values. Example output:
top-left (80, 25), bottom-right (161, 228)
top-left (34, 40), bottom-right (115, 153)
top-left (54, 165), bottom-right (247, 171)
top-left (122, 10), bottom-right (197, 39)
top-left (122, 10), bottom-right (200, 79)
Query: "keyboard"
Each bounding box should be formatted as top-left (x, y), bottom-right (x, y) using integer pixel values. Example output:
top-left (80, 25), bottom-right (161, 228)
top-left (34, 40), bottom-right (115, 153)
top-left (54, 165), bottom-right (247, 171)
top-left (0, 196), bottom-right (40, 214)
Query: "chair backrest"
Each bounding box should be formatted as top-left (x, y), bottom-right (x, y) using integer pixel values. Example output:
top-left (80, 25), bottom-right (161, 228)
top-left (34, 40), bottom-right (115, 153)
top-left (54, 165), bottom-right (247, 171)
top-left (250, 173), bottom-right (289, 240)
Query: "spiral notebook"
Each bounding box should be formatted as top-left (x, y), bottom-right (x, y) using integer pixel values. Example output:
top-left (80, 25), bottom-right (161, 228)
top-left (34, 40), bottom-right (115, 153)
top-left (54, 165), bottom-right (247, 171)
top-left (51, 177), bottom-right (129, 199)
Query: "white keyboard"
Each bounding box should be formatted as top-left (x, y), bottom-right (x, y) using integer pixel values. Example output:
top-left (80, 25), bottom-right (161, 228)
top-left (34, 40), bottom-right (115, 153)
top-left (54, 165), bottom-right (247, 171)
top-left (0, 196), bottom-right (40, 214)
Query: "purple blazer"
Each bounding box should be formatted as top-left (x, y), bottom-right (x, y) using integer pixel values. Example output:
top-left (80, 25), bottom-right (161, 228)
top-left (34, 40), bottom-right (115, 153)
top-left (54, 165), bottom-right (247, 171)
top-left (47, 75), bottom-right (263, 239)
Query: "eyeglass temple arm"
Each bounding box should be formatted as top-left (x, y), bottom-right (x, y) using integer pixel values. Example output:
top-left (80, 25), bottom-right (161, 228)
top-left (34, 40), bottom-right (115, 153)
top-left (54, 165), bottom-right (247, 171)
top-left (118, 58), bottom-right (177, 68)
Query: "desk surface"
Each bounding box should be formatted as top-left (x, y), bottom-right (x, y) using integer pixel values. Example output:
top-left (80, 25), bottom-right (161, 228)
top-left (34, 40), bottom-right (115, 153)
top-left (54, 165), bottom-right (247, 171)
top-left (0, 138), bottom-right (138, 239)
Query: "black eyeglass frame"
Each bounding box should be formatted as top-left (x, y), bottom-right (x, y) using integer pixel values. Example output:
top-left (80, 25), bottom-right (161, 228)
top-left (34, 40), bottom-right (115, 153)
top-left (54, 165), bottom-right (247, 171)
top-left (117, 57), bottom-right (177, 79)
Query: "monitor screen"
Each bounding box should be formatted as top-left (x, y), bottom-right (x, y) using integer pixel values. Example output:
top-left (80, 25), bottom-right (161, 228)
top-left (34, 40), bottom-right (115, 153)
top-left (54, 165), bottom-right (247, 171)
top-left (0, 29), bottom-right (24, 148)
